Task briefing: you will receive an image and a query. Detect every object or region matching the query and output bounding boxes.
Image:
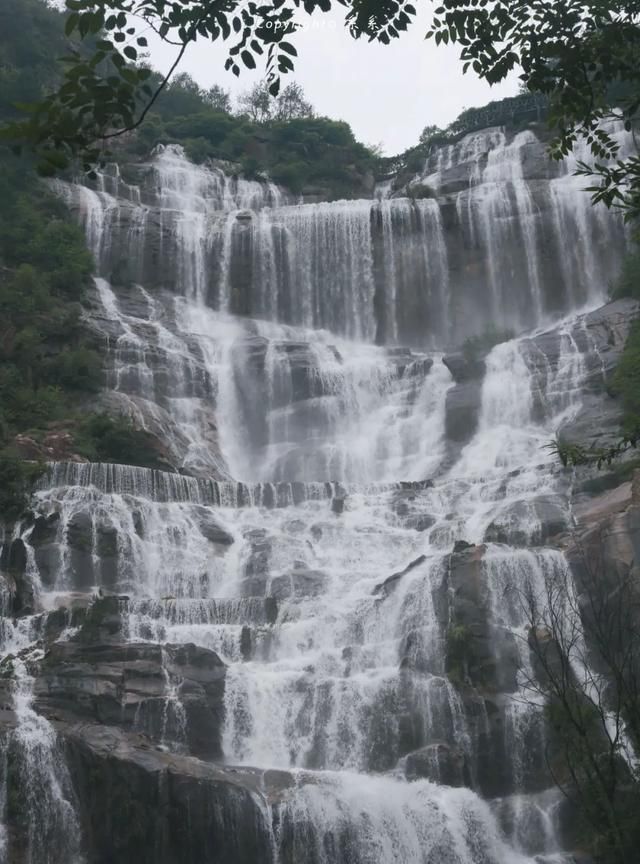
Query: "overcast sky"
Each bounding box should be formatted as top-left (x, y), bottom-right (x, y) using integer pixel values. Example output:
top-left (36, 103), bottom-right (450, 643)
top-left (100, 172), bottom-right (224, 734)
top-left (146, 6), bottom-right (519, 155)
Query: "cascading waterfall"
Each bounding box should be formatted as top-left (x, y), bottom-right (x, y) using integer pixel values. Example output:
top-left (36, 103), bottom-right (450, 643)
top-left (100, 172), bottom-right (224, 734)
top-left (15, 321), bottom-right (594, 862)
top-left (57, 127), bottom-right (629, 347)
top-left (0, 659), bottom-right (83, 864)
top-left (2, 124), bottom-right (631, 863)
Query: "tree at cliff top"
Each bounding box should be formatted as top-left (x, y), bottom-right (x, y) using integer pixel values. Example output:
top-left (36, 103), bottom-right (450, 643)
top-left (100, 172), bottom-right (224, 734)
top-left (2, 0), bottom-right (640, 218)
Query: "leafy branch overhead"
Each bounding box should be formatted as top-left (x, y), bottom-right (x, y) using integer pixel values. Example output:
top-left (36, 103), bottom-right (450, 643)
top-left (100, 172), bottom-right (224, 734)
top-left (426, 0), bottom-right (640, 219)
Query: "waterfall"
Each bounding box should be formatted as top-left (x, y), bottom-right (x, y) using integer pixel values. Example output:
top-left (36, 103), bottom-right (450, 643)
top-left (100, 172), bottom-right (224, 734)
top-left (0, 660), bottom-right (83, 864)
top-left (55, 128), bottom-right (629, 348)
top-left (4, 122), bottom-right (634, 862)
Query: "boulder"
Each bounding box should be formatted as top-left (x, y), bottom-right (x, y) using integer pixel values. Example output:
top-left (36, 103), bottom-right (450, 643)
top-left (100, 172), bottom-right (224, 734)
top-left (29, 512), bottom-right (61, 587)
top-left (373, 554), bottom-right (427, 597)
top-left (484, 495), bottom-right (568, 546)
top-left (445, 380), bottom-right (483, 444)
top-left (270, 569), bottom-right (329, 600)
top-left (35, 638), bottom-right (226, 760)
top-left (442, 352), bottom-right (485, 383)
top-left (57, 722), bottom-right (283, 864)
top-left (404, 742), bottom-right (470, 786)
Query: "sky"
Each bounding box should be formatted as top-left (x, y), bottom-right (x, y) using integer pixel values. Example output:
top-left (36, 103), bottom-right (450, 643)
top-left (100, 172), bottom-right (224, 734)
top-left (145, 6), bottom-right (519, 155)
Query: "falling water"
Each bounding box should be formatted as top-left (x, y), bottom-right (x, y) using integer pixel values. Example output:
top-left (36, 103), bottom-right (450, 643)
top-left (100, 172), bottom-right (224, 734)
top-left (54, 129), bottom-right (629, 347)
top-left (2, 126), bottom-right (631, 862)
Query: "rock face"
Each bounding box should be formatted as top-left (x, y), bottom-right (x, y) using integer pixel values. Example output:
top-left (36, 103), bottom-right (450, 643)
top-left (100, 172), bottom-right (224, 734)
top-left (37, 640), bottom-right (226, 759)
top-left (59, 724), bottom-right (279, 864)
top-left (0, 587), bottom-right (282, 864)
top-left (569, 471), bottom-right (640, 616)
top-left (404, 741), bottom-right (470, 786)
top-left (12, 597), bottom-right (224, 762)
top-left (531, 298), bottom-right (640, 449)
top-left (62, 132), bottom-right (629, 352)
top-left (2, 120), bottom-right (636, 864)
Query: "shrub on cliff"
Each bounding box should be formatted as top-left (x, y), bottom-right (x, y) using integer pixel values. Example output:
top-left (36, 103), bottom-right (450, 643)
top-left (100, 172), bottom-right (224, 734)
top-left (611, 242), bottom-right (640, 302)
top-left (74, 413), bottom-right (170, 470)
top-left (612, 320), bottom-right (640, 436)
top-left (0, 143), bottom-right (100, 446)
top-left (0, 452), bottom-right (44, 521)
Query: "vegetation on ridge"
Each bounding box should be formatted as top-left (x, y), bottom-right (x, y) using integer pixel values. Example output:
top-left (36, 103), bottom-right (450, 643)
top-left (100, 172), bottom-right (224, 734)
top-left (128, 74), bottom-right (380, 196)
top-left (0, 3), bottom-right (175, 517)
top-left (0, 0), bottom-right (637, 220)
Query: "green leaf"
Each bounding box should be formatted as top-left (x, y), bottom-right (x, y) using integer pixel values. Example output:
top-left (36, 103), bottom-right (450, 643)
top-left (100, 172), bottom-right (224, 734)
top-left (65, 13), bottom-right (80, 36)
top-left (241, 50), bottom-right (256, 69)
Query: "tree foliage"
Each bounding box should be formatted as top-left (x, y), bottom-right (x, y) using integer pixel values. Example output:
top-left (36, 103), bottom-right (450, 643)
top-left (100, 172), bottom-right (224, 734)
top-left (237, 79), bottom-right (314, 122)
top-left (0, 0), bottom-right (415, 174)
top-left (202, 83), bottom-right (232, 114)
top-left (0, 454), bottom-right (45, 521)
top-left (426, 0), bottom-right (640, 219)
top-left (2, 0), bottom-right (638, 218)
top-left (0, 152), bottom-right (100, 443)
top-left (611, 237), bottom-right (640, 302)
top-left (523, 549), bottom-right (640, 863)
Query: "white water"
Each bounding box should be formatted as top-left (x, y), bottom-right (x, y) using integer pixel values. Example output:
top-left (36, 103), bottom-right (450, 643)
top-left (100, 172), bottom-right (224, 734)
top-left (0, 659), bottom-right (83, 864)
top-left (57, 130), bottom-right (628, 347)
top-left (3, 130), bottom-right (625, 862)
top-left (19, 317), bottom-right (590, 861)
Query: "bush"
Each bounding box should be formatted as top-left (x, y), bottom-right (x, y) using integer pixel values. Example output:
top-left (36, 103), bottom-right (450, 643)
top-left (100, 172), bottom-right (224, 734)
top-left (612, 319), bottom-right (640, 435)
top-left (0, 451), bottom-right (44, 521)
top-left (611, 242), bottom-right (640, 301)
top-left (48, 348), bottom-right (103, 393)
top-left (74, 413), bottom-right (167, 470)
top-left (407, 182), bottom-right (437, 200)
top-left (0, 147), bottom-right (99, 445)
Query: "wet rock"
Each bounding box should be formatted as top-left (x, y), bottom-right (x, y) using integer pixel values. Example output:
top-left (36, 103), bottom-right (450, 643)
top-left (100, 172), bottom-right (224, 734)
top-left (373, 554), bottom-right (427, 597)
top-left (96, 522), bottom-right (119, 588)
top-left (66, 511), bottom-right (95, 589)
top-left (397, 480), bottom-right (434, 491)
top-left (445, 380), bottom-right (483, 444)
top-left (1, 538), bottom-right (35, 616)
top-left (331, 496), bottom-right (346, 515)
top-left (57, 723), bottom-right (280, 864)
top-left (240, 625), bottom-right (253, 661)
top-left (446, 543), bottom-right (519, 693)
top-left (535, 299), bottom-right (639, 449)
top-left (29, 512), bottom-right (61, 586)
top-left (270, 569), bottom-right (329, 600)
top-left (77, 595), bottom-right (129, 643)
top-left (484, 495), bottom-right (568, 546)
top-left (43, 605), bottom-right (88, 644)
top-left (404, 742), bottom-right (470, 786)
top-left (442, 352), bottom-right (486, 383)
top-left (405, 514), bottom-right (436, 532)
top-left (527, 625), bottom-right (565, 689)
top-left (36, 637), bottom-right (226, 760)
top-left (239, 529), bottom-right (272, 595)
top-left (193, 506), bottom-right (235, 547)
